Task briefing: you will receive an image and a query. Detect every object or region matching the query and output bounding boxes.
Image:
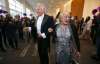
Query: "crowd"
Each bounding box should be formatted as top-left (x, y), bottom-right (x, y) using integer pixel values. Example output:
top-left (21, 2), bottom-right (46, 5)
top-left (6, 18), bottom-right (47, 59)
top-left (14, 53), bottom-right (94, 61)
top-left (0, 13), bottom-right (36, 51)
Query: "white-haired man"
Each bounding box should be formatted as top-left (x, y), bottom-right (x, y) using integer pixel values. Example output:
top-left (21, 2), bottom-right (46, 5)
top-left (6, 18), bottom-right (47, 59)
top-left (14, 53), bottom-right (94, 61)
top-left (34, 3), bottom-right (55, 64)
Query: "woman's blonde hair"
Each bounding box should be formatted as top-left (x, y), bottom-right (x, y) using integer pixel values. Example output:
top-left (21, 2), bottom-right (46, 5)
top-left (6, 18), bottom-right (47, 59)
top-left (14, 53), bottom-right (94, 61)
top-left (59, 11), bottom-right (70, 18)
top-left (59, 11), bottom-right (70, 22)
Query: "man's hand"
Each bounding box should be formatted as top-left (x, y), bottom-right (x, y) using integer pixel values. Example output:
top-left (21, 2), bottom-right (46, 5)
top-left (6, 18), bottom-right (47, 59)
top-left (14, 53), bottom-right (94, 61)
top-left (48, 28), bottom-right (53, 32)
top-left (38, 33), bottom-right (42, 38)
top-left (38, 33), bottom-right (46, 39)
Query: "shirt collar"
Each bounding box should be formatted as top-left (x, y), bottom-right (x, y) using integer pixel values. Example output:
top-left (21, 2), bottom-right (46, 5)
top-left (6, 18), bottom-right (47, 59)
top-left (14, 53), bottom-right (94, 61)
top-left (40, 14), bottom-right (44, 17)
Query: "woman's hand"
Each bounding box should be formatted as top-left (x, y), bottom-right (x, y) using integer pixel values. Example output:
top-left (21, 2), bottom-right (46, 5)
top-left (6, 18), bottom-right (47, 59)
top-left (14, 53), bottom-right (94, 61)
top-left (48, 28), bottom-right (53, 32)
top-left (76, 52), bottom-right (80, 58)
top-left (75, 51), bottom-right (80, 61)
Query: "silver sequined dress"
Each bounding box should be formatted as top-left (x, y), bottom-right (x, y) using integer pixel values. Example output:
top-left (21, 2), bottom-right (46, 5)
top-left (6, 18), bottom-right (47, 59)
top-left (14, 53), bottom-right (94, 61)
top-left (55, 24), bottom-right (72, 64)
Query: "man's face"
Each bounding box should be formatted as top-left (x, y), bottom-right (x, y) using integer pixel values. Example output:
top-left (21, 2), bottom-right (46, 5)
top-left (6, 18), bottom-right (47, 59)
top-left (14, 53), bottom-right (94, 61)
top-left (35, 4), bottom-right (45, 16)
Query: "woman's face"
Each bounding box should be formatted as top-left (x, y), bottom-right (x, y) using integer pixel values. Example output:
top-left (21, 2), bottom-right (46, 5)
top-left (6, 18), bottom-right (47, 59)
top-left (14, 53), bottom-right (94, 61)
top-left (60, 13), bottom-right (70, 25)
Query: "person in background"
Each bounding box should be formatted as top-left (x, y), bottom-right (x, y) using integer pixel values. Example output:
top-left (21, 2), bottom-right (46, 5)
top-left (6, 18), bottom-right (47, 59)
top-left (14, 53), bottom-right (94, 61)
top-left (12, 15), bottom-right (20, 49)
top-left (5, 14), bottom-right (18, 49)
top-left (80, 16), bottom-right (92, 39)
top-left (0, 15), bottom-right (6, 51)
top-left (14, 15), bottom-right (20, 42)
top-left (29, 14), bottom-right (33, 19)
top-left (79, 17), bottom-right (84, 34)
top-left (53, 12), bottom-right (80, 64)
top-left (22, 13), bottom-right (31, 42)
top-left (74, 16), bottom-right (80, 31)
top-left (90, 9), bottom-right (98, 45)
top-left (20, 13), bottom-right (29, 40)
top-left (30, 16), bottom-right (37, 43)
top-left (91, 7), bottom-right (100, 61)
top-left (22, 13), bottom-right (30, 27)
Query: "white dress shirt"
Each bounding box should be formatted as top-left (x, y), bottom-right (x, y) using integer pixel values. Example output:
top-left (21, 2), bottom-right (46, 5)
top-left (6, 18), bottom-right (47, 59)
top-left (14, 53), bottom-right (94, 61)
top-left (36, 14), bottom-right (46, 38)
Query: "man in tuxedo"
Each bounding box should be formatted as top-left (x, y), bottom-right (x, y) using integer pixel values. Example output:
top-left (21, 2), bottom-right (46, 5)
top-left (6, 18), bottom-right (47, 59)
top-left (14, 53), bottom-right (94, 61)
top-left (35, 3), bottom-right (54, 64)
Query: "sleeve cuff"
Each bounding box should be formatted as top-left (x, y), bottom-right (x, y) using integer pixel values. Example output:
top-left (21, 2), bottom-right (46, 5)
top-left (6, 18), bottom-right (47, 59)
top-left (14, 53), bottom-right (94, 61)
top-left (41, 33), bottom-right (46, 39)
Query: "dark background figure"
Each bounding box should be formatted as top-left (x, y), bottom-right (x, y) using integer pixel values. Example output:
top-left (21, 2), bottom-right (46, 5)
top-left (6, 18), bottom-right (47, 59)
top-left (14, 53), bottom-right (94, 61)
top-left (30, 16), bottom-right (37, 43)
top-left (95, 10), bottom-right (100, 60)
top-left (22, 14), bottom-right (31, 42)
top-left (90, 9), bottom-right (97, 45)
top-left (22, 13), bottom-right (30, 28)
top-left (0, 15), bottom-right (6, 52)
top-left (5, 14), bottom-right (18, 49)
top-left (84, 16), bottom-right (91, 39)
top-left (74, 16), bottom-right (80, 32)
top-left (91, 8), bottom-right (100, 60)
top-left (14, 15), bottom-right (22, 48)
top-left (14, 15), bottom-right (21, 42)
top-left (19, 13), bottom-right (28, 40)
top-left (84, 16), bottom-right (91, 24)
top-left (19, 17), bottom-right (24, 40)
top-left (2, 15), bottom-right (8, 49)
top-left (79, 17), bottom-right (84, 34)
top-left (23, 17), bottom-right (30, 27)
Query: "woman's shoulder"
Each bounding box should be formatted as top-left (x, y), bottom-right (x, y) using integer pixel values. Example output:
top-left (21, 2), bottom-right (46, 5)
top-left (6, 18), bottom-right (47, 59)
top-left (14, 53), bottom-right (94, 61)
top-left (53, 24), bottom-right (60, 31)
top-left (55, 24), bottom-right (60, 27)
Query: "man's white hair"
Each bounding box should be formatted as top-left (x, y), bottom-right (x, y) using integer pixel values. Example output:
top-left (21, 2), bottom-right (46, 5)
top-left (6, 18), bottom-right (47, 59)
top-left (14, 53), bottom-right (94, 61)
top-left (36, 3), bottom-right (47, 13)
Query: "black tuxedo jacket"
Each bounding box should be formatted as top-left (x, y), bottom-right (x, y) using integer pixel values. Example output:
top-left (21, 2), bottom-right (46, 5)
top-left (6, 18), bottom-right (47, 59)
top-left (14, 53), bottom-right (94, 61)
top-left (34, 14), bottom-right (55, 48)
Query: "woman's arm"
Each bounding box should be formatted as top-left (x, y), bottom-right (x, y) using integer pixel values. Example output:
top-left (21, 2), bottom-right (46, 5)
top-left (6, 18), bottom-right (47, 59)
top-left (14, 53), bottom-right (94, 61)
top-left (70, 21), bottom-right (80, 52)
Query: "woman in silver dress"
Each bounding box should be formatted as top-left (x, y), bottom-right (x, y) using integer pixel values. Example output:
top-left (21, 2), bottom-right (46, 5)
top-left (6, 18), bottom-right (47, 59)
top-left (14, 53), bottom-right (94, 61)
top-left (54, 12), bottom-right (80, 64)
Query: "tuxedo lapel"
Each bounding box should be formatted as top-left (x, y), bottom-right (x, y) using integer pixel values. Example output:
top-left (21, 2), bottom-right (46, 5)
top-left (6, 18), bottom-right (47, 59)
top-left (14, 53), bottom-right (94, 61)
top-left (41, 15), bottom-right (48, 28)
top-left (35, 16), bottom-right (38, 27)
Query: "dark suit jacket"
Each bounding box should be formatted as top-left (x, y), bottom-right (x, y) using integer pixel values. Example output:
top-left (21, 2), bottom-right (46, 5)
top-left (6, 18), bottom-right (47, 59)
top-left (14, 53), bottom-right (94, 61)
top-left (34, 14), bottom-right (55, 48)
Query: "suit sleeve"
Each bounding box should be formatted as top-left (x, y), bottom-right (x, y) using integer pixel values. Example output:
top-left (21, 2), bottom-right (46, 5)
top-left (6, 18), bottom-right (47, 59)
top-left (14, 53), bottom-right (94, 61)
top-left (47, 16), bottom-right (55, 34)
top-left (49, 16), bottom-right (55, 29)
